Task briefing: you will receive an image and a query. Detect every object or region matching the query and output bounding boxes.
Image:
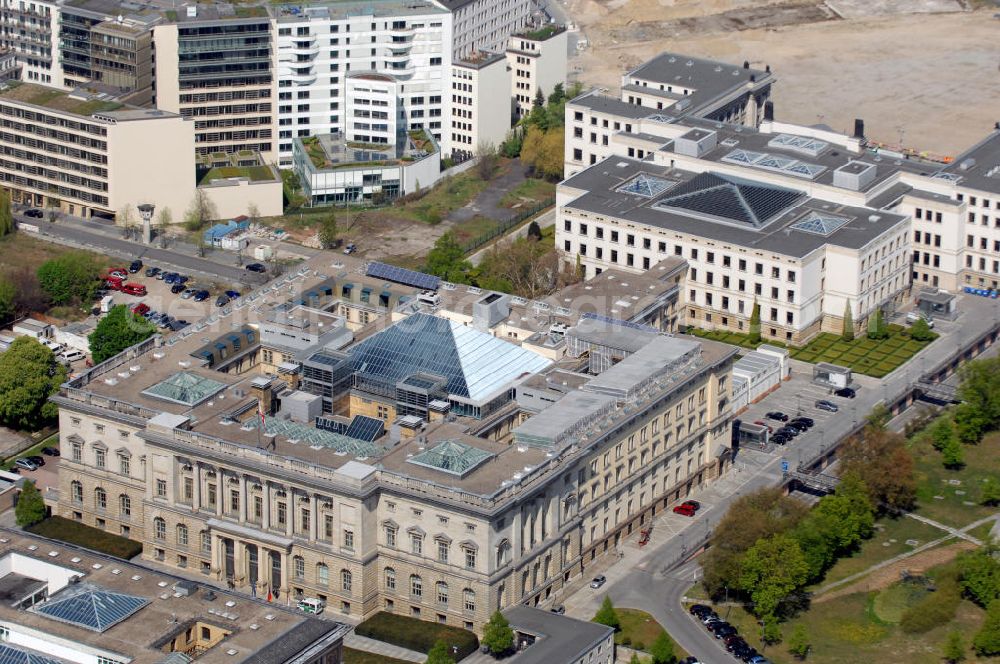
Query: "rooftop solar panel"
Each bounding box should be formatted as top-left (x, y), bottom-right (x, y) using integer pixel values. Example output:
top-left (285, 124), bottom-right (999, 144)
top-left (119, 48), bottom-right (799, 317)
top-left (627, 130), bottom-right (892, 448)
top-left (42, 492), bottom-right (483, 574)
top-left (366, 262), bottom-right (440, 291)
top-left (345, 415), bottom-right (385, 442)
top-left (315, 416), bottom-right (348, 435)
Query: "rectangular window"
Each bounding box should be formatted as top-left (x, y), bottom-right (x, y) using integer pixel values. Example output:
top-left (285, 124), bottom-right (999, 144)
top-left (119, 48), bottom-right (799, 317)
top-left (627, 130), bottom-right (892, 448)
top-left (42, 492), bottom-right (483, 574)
top-left (465, 548), bottom-right (476, 569)
top-left (156, 479), bottom-right (167, 498)
top-left (119, 455), bottom-right (129, 476)
top-left (411, 534), bottom-right (423, 555)
top-left (438, 540), bottom-right (448, 563)
top-left (95, 448), bottom-right (106, 469)
top-left (344, 530), bottom-right (355, 550)
top-left (277, 502), bottom-right (287, 525)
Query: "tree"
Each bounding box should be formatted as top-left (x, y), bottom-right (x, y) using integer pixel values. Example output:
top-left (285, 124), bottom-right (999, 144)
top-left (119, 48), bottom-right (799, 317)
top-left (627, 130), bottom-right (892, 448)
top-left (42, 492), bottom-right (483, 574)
top-left (0, 337), bottom-right (65, 430)
top-left (478, 236), bottom-right (559, 299)
top-left (532, 88), bottom-right (545, 109)
top-left (944, 630), bottom-right (965, 663)
top-left (247, 202), bottom-right (261, 226)
top-left (762, 619), bottom-right (782, 645)
top-left (839, 427), bottom-right (916, 512)
top-left (526, 220), bottom-right (542, 241)
top-left (701, 488), bottom-right (808, 597)
top-left (0, 277), bottom-right (14, 325)
top-left (15, 479), bottom-right (45, 527)
top-left (547, 83), bottom-right (565, 106)
top-left (981, 477), bottom-right (1000, 507)
top-left (8, 266), bottom-right (45, 316)
top-left (866, 307), bottom-right (888, 340)
top-left (425, 640), bottom-right (454, 664)
top-left (954, 358), bottom-right (1000, 444)
top-left (118, 204), bottom-right (135, 237)
top-left (866, 403), bottom-right (891, 431)
top-left (808, 472), bottom-right (874, 553)
top-left (909, 316), bottom-right (934, 341)
top-left (183, 189), bottom-right (218, 231)
top-left (749, 299), bottom-right (761, 344)
top-left (425, 232), bottom-right (472, 284)
top-left (482, 611), bottom-right (514, 655)
top-left (476, 142), bottom-right (500, 180)
top-left (36, 251), bottom-right (102, 306)
top-left (0, 187), bottom-right (13, 237)
top-left (648, 632), bottom-right (676, 664)
top-left (958, 545), bottom-right (1000, 608)
top-left (941, 435), bottom-right (965, 469)
top-left (88, 305), bottom-right (156, 365)
top-left (317, 211), bottom-right (338, 249)
top-left (787, 624), bottom-right (810, 659)
top-left (974, 601), bottom-right (1000, 656)
top-left (841, 300), bottom-right (854, 341)
top-left (739, 533), bottom-right (810, 617)
top-left (155, 207), bottom-right (172, 248)
top-left (593, 596), bottom-right (620, 631)
top-left (930, 417), bottom-right (956, 451)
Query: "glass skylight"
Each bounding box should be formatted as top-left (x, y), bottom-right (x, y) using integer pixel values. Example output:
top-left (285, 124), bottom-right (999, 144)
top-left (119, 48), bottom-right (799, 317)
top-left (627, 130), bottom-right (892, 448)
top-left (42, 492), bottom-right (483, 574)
top-left (616, 173), bottom-right (674, 198)
top-left (34, 585), bottom-right (148, 633)
top-left (790, 211), bottom-right (850, 236)
top-left (0, 643), bottom-right (66, 664)
top-left (768, 133), bottom-right (829, 157)
top-left (407, 440), bottom-right (494, 477)
top-left (721, 149), bottom-right (825, 180)
top-left (141, 371), bottom-right (226, 407)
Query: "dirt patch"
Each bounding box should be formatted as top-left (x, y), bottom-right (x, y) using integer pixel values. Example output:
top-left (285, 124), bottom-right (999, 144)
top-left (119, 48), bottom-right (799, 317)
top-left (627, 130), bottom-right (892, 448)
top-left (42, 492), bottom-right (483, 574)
top-left (815, 541), bottom-right (975, 603)
top-left (568, 1), bottom-right (997, 155)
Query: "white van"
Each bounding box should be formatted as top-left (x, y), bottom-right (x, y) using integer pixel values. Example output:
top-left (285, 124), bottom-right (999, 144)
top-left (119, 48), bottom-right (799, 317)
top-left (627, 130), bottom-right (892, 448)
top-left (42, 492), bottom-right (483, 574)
top-left (58, 349), bottom-right (86, 364)
top-left (296, 598), bottom-right (325, 615)
top-left (906, 311), bottom-right (934, 328)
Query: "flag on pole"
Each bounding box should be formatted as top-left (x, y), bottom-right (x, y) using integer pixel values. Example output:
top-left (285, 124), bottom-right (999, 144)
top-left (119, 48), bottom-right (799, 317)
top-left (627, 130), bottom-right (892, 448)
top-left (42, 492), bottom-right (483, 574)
top-left (258, 403), bottom-right (266, 429)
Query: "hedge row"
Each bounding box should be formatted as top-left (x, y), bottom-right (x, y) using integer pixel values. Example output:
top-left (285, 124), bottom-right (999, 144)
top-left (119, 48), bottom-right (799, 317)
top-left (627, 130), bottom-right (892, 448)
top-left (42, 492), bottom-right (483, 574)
top-left (355, 611), bottom-right (479, 659)
top-left (27, 516), bottom-right (143, 560)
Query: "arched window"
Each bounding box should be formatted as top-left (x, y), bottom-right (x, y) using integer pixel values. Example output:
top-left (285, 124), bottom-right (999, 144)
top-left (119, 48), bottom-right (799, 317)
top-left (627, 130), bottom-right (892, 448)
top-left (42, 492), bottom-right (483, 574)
top-left (94, 487), bottom-right (106, 510)
top-left (496, 540), bottom-right (511, 568)
top-left (341, 569), bottom-right (352, 592)
top-left (153, 517), bottom-right (165, 540)
top-left (436, 581), bottom-right (448, 605)
top-left (463, 588), bottom-right (476, 612)
top-left (176, 524), bottom-right (188, 546)
top-left (293, 555), bottom-right (305, 580)
top-left (119, 494), bottom-right (131, 517)
top-left (384, 568), bottom-right (396, 591)
top-left (70, 481), bottom-right (82, 503)
top-left (410, 574), bottom-right (422, 598)
top-left (316, 563), bottom-right (329, 586)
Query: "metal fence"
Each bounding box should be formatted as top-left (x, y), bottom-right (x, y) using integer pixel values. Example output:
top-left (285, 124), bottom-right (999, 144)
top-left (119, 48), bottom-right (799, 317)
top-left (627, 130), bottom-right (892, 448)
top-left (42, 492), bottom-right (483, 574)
top-left (460, 198), bottom-right (554, 254)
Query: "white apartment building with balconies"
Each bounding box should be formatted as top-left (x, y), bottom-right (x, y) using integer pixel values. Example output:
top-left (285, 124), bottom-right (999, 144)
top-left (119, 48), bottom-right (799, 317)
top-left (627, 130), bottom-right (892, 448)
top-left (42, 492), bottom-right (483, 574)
top-left (435, 0), bottom-right (533, 60)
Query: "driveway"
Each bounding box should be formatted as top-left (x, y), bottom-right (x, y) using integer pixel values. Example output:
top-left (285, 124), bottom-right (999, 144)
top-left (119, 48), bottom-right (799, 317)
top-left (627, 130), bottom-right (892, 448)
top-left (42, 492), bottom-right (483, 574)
top-left (447, 160), bottom-right (531, 224)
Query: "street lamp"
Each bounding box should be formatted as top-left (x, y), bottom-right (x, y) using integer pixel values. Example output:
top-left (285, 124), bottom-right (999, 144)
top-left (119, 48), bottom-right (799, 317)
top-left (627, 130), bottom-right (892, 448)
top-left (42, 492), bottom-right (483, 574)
top-left (137, 203), bottom-right (155, 245)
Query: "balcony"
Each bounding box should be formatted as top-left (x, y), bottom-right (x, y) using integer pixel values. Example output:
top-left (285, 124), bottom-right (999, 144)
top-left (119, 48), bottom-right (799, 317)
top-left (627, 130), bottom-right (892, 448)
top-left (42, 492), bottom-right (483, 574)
top-left (278, 39), bottom-right (318, 57)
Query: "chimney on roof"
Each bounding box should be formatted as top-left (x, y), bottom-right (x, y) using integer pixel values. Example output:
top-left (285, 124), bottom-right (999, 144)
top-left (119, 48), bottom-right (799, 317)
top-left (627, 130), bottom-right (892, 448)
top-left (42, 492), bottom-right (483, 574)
top-left (743, 60), bottom-right (750, 69)
top-left (853, 118), bottom-right (865, 140)
top-left (765, 64), bottom-right (771, 73)
top-left (763, 101), bottom-right (774, 122)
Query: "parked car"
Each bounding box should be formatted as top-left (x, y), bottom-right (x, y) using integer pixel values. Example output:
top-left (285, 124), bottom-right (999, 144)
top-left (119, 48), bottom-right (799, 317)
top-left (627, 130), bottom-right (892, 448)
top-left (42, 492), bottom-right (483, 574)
top-left (59, 349), bottom-right (86, 364)
top-left (834, 387), bottom-right (857, 398)
top-left (688, 604), bottom-right (713, 617)
top-left (906, 311), bottom-right (934, 327)
top-left (23, 208), bottom-right (43, 219)
top-left (776, 426), bottom-right (799, 438)
top-left (215, 294), bottom-right (230, 307)
top-left (155, 270), bottom-right (167, 280)
top-left (224, 290), bottom-right (241, 299)
top-left (343, 243), bottom-right (357, 255)
top-left (145, 266), bottom-right (161, 277)
top-left (14, 458), bottom-right (38, 471)
top-left (681, 500), bottom-right (700, 511)
top-left (41, 447), bottom-right (60, 457)
top-left (673, 503), bottom-right (696, 517)
top-left (245, 263), bottom-right (266, 273)
top-left (128, 259), bottom-right (143, 273)
top-left (771, 433), bottom-right (789, 445)
top-left (590, 575), bottom-right (606, 589)
top-left (130, 303), bottom-right (150, 316)
top-left (180, 287), bottom-right (196, 299)
top-left (549, 605), bottom-right (565, 615)
top-left (108, 268), bottom-right (128, 280)
top-left (791, 417), bottom-right (814, 428)
top-left (816, 399), bottom-right (839, 413)
top-left (170, 282), bottom-right (186, 294)
top-left (121, 283), bottom-right (147, 296)
top-left (175, 275), bottom-right (190, 285)
top-left (163, 272), bottom-right (178, 284)
top-left (27, 455), bottom-right (44, 467)
top-left (168, 319), bottom-right (189, 332)
top-left (765, 411), bottom-right (788, 422)
top-left (193, 290), bottom-right (210, 302)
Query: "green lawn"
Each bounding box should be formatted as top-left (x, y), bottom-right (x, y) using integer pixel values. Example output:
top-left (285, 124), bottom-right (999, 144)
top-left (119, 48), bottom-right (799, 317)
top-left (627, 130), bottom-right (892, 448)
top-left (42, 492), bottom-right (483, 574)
top-left (612, 609), bottom-right (686, 658)
top-left (910, 426), bottom-right (1000, 529)
top-left (689, 325), bottom-right (935, 377)
top-left (500, 178), bottom-right (556, 208)
top-left (813, 517), bottom-right (944, 589)
top-left (342, 649), bottom-right (411, 664)
top-left (27, 516), bottom-right (143, 559)
top-left (199, 165), bottom-right (275, 184)
top-left (1, 433), bottom-right (59, 471)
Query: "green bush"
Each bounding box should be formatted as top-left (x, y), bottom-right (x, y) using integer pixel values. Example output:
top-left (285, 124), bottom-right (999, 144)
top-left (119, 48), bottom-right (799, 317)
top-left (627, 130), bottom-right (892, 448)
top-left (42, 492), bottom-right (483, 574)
top-left (900, 579), bottom-right (961, 634)
top-left (27, 516), bottom-right (142, 559)
top-left (355, 612), bottom-right (479, 659)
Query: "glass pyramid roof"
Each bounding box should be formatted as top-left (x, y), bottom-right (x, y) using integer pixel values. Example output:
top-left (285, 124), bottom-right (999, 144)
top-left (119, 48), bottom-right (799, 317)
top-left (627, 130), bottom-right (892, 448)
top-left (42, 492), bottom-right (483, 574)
top-left (348, 313), bottom-right (552, 402)
top-left (0, 644), bottom-right (66, 664)
top-left (616, 173), bottom-right (674, 198)
top-left (142, 371), bottom-right (226, 406)
top-left (246, 417), bottom-right (384, 457)
top-left (407, 440), bottom-right (494, 477)
top-left (654, 172), bottom-right (802, 228)
top-left (791, 211), bottom-right (850, 236)
top-left (34, 584), bottom-right (148, 632)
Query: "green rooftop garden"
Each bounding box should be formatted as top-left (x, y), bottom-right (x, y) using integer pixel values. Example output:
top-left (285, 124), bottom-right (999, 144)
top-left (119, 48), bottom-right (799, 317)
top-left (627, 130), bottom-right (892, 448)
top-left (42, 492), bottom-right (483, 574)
top-left (408, 129), bottom-right (436, 154)
top-left (0, 81), bottom-right (124, 116)
top-left (518, 24), bottom-right (563, 41)
top-left (199, 165), bottom-right (275, 185)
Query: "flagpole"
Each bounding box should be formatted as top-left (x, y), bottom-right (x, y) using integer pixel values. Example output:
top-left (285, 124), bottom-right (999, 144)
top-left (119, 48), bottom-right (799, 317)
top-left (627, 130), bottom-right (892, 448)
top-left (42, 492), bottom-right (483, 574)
top-left (257, 399), bottom-right (263, 449)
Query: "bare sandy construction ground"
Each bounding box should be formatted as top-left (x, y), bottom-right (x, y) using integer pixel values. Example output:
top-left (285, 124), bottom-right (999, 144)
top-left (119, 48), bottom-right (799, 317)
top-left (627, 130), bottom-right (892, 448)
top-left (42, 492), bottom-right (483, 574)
top-left (566, 0), bottom-right (1000, 155)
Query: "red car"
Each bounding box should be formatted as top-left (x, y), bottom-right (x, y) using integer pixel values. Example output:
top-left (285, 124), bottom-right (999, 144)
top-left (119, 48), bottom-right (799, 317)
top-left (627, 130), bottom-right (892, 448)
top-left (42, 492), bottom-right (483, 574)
top-left (130, 302), bottom-right (149, 316)
top-left (673, 504), bottom-right (696, 517)
top-left (121, 283), bottom-right (147, 296)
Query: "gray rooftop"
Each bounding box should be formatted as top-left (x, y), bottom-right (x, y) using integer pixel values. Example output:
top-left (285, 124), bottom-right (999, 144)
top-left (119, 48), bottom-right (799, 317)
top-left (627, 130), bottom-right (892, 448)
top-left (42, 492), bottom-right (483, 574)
top-left (561, 157), bottom-right (909, 258)
top-left (583, 336), bottom-right (700, 399)
top-left (513, 390), bottom-right (616, 449)
top-left (941, 129), bottom-right (1000, 194)
top-left (502, 606), bottom-right (614, 664)
top-left (569, 91), bottom-right (653, 120)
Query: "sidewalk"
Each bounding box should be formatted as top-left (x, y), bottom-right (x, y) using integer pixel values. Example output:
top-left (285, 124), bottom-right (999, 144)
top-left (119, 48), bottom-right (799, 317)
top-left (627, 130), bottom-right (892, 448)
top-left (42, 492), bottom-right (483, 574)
top-left (343, 633), bottom-right (425, 663)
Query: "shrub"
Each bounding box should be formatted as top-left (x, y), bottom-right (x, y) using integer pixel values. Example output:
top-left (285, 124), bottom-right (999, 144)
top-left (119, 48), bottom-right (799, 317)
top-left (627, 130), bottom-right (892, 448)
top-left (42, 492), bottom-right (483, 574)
top-left (27, 516), bottom-right (142, 559)
top-left (900, 578), bottom-right (961, 633)
top-left (355, 612), bottom-right (479, 659)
